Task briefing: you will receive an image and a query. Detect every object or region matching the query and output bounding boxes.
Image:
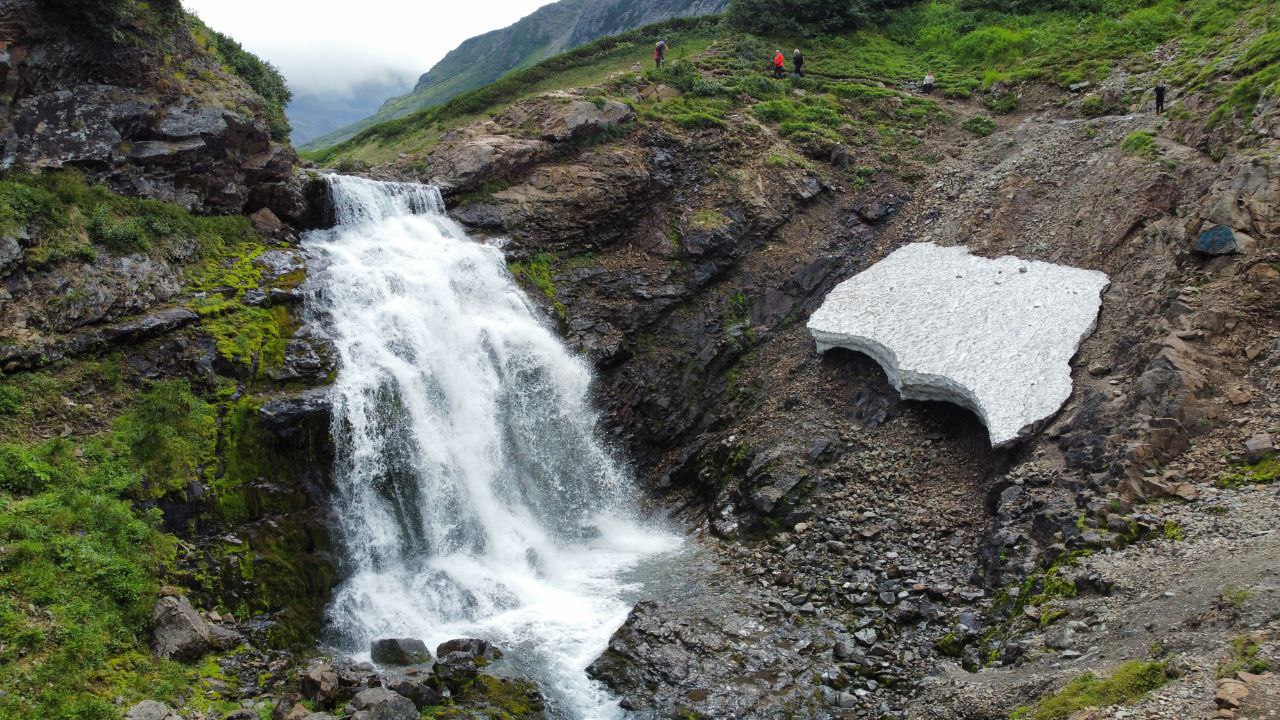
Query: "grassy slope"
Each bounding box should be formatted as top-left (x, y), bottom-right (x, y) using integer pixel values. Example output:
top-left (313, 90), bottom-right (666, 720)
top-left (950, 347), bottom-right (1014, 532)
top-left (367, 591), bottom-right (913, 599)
top-left (0, 171), bottom-right (304, 719)
top-left (0, 8), bottom-right (306, 718)
top-left (308, 0), bottom-right (1278, 170)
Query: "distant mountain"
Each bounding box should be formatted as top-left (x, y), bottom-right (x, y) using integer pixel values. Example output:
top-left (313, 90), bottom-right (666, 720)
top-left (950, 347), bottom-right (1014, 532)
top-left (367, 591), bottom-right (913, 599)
top-left (301, 0), bottom-right (729, 150)
top-left (287, 73), bottom-right (414, 146)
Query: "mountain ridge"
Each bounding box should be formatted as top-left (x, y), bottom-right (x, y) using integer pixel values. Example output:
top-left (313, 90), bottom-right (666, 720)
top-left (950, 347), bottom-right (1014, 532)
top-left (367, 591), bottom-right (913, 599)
top-left (300, 0), bottom-right (729, 150)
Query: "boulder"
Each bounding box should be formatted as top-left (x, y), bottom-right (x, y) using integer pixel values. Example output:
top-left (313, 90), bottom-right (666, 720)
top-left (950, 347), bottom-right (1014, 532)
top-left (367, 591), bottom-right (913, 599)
top-left (807, 243), bottom-right (1109, 447)
top-left (0, 234), bottom-right (22, 276)
top-left (370, 637), bottom-right (432, 665)
top-left (208, 622), bottom-right (243, 650)
top-left (126, 700), bottom-right (175, 720)
top-left (350, 687), bottom-right (418, 720)
top-left (433, 651), bottom-right (480, 692)
top-left (1192, 223), bottom-right (1250, 255)
top-left (435, 637), bottom-right (503, 662)
top-left (299, 661), bottom-right (340, 707)
top-left (541, 99), bottom-right (634, 142)
top-left (1244, 432), bottom-right (1274, 463)
top-left (384, 675), bottom-right (444, 710)
top-left (150, 595), bottom-right (211, 662)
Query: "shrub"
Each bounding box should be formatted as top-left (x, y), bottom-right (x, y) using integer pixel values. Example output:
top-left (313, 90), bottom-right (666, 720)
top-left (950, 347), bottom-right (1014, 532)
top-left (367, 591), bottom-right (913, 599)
top-left (1025, 661), bottom-right (1171, 720)
top-left (726, 0), bottom-right (868, 34)
top-left (954, 26), bottom-right (1031, 66)
top-left (188, 15), bottom-right (292, 141)
top-left (112, 380), bottom-right (217, 496)
top-left (1121, 130), bottom-right (1157, 158)
top-left (962, 115), bottom-right (997, 136)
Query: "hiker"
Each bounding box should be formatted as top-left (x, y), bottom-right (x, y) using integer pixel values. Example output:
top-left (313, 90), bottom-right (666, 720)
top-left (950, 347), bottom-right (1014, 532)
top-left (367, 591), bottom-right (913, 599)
top-left (773, 49), bottom-right (785, 80)
top-left (922, 71), bottom-right (935, 95)
top-left (655, 40), bottom-right (667, 68)
top-left (793, 48), bottom-right (805, 78)
top-left (1154, 82), bottom-right (1166, 115)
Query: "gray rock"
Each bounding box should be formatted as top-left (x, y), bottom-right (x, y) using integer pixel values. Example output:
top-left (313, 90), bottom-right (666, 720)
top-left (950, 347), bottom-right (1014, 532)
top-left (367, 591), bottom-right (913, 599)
top-left (1244, 432), bottom-right (1274, 463)
top-left (370, 637), bottom-right (432, 665)
top-left (151, 595), bottom-right (211, 662)
top-left (0, 235), bottom-right (22, 276)
top-left (435, 637), bottom-right (502, 662)
top-left (433, 651), bottom-right (480, 692)
top-left (1045, 627), bottom-right (1076, 650)
top-left (351, 687), bottom-right (417, 720)
top-left (126, 700), bottom-right (173, 720)
top-left (541, 99), bottom-right (634, 142)
top-left (208, 622), bottom-right (243, 650)
top-left (385, 675), bottom-right (444, 710)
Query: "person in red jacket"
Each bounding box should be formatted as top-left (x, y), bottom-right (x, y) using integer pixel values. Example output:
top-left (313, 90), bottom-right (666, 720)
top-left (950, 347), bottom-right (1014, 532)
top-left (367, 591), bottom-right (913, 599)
top-left (655, 40), bottom-right (668, 68)
top-left (773, 50), bottom-right (785, 80)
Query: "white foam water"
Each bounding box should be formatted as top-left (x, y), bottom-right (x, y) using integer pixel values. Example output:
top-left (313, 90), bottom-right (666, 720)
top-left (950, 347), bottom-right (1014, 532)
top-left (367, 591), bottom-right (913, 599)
top-left (301, 175), bottom-right (680, 719)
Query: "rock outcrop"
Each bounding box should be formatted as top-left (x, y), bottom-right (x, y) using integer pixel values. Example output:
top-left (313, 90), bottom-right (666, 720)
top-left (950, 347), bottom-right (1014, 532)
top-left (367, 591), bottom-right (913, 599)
top-left (808, 243), bottom-right (1109, 447)
top-left (0, 0), bottom-right (294, 214)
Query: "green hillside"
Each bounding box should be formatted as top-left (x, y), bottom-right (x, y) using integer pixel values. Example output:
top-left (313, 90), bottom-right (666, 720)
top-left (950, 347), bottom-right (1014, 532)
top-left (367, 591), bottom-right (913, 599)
top-left (306, 0), bottom-right (1278, 169)
top-left (299, 0), bottom-right (730, 151)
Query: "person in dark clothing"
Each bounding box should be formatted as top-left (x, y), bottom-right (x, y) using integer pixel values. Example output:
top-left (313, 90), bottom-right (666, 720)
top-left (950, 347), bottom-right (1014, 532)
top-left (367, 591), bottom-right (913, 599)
top-left (773, 50), bottom-right (785, 80)
top-left (655, 40), bottom-right (667, 68)
top-left (922, 72), bottom-right (935, 95)
top-left (793, 49), bottom-right (805, 78)
top-left (1154, 83), bottom-right (1166, 115)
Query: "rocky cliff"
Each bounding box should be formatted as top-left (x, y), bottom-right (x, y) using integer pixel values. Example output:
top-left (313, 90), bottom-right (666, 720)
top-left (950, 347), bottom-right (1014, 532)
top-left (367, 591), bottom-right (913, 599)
top-left (352, 3), bottom-right (1280, 716)
top-left (4, 0), bottom-right (1280, 718)
top-left (0, 0), bottom-right (297, 217)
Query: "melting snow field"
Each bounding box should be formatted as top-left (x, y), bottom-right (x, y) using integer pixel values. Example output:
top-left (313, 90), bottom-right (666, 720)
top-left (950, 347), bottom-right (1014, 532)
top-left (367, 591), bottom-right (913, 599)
top-left (808, 243), bottom-right (1109, 446)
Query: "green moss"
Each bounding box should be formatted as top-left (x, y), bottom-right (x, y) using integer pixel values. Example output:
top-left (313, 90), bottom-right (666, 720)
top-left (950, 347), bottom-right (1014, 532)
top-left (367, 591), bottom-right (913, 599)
top-left (1024, 661), bottom-right (1171, 720)
top-left (112, 380), bottom-right (218, 498)
top-left (1216, 457), bottom-right (1279, 488)
top-left (961, 115), bottom-right (997, 136)
top-left (508, 253), bottom-right (566, 319)
top-left (1161, 519), bottom-right (1185, 541)
top-left (936, 631), bottom-right (966, 658)
top-left (689, 209), bottom-right (731, 231)
top-left (0, 431), bottom-right (182, 718)
top-left (1121, 130), bottom-right (1157, 158)
top-left (1216, 635), bottom-right (1272, 679)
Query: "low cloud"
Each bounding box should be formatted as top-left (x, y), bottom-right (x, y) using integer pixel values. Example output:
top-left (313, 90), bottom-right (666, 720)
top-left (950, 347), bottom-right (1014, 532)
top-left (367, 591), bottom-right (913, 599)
top-left (183, 0), bottom-right (552, 95)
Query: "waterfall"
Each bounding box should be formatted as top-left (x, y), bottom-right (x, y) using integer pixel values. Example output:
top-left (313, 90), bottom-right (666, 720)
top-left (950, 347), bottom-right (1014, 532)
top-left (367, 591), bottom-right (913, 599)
top-left (301, 175), bottom-right (680, 718)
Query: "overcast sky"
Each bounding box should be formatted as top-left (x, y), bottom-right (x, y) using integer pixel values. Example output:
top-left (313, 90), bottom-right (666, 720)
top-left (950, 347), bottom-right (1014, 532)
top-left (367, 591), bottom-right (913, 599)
top-left (183, 0), bottom-right (554, 95)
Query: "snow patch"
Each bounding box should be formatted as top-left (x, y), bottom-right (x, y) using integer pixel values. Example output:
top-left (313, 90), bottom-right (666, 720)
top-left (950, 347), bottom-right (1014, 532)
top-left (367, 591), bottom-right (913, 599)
top-left (808, 243), bottom-right (1109, 447)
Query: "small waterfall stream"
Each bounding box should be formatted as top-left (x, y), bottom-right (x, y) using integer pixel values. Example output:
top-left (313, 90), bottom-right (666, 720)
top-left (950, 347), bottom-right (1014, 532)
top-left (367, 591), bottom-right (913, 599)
top-left (301, 175), bottom-right (681, 718)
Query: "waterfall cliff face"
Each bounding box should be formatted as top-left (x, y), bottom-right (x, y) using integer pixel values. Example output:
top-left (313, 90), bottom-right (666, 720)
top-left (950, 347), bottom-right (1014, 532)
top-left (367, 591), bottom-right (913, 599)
top-left (302, 175), bottom-right (679, 718)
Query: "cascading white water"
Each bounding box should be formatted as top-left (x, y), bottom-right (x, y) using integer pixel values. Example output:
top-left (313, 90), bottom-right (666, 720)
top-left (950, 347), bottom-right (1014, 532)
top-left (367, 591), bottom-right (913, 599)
top-left (301, 175), bottom-right (681, 718)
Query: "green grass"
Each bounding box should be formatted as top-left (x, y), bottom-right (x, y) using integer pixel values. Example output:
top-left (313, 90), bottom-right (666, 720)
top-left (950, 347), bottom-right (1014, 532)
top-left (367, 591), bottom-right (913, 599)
top-left (311, 0), bottom-right (1278, 170)
top-left (1020, 661), bottom-right (1171, 720)
top-left (1121, 130), bottom-right (1157, 158)
top-left (1216, 457), bottom-right (1279, 488)
top-left (689, 209), bottom-right (732, 231)
top-left (508, 253), bottom-right (566, 319)
top-left (305, 15), bottom-right (720, 162)
top-left (0, 381), bottom-right (215, 718)
top-left (961, 115), bottom-right (997, 136)
top-left (1216, 635), bottom-right (1272, 679)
